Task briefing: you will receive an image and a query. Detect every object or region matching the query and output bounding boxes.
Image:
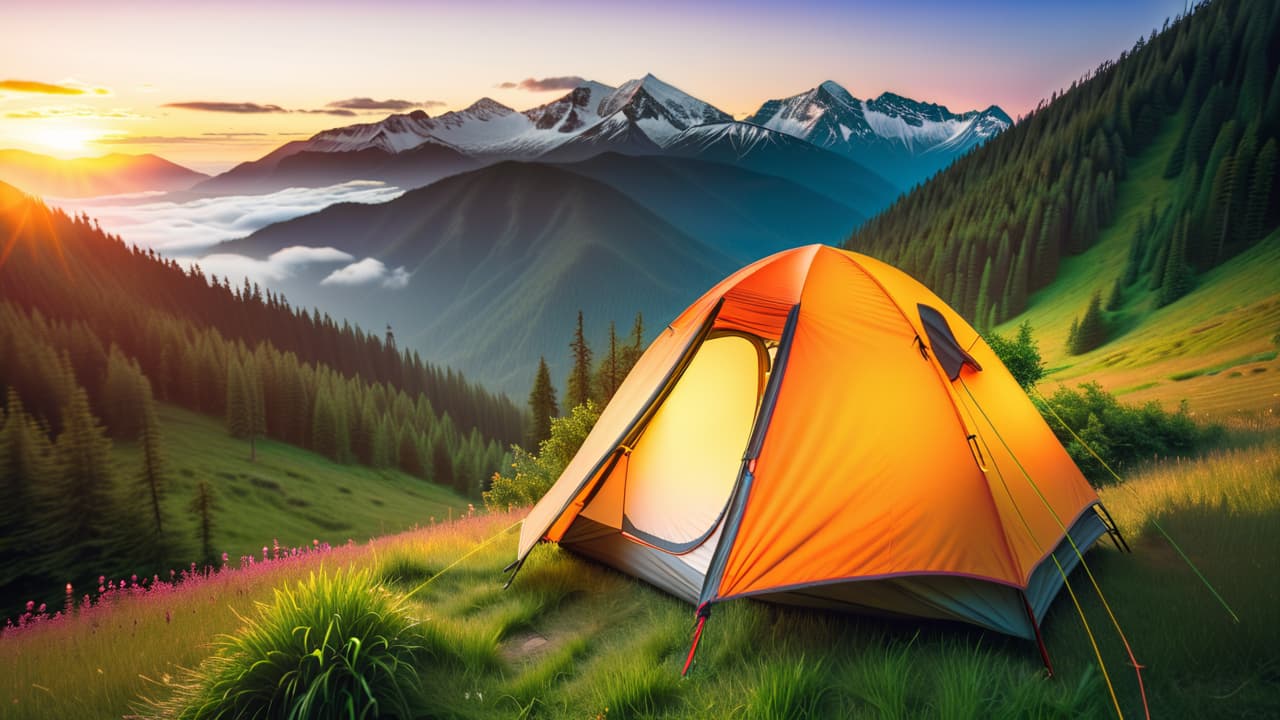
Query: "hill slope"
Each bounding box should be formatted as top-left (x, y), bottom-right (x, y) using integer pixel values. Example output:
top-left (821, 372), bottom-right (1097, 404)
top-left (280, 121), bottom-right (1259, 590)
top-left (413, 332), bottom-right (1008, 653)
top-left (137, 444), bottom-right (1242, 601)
top-left (220, 162), bottom-right (737, 393)
top-left (557, 152), bottom-right (865, 263)
top-left (846, 0), bottom-right (1280, 415)
top-left (0, 149), bottom-right (207, 197)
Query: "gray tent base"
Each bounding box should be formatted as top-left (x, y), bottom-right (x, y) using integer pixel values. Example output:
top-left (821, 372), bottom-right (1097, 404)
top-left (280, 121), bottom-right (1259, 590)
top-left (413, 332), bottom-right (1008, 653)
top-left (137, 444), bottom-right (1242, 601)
top-left (560, 506), bottom-right (1109, 641)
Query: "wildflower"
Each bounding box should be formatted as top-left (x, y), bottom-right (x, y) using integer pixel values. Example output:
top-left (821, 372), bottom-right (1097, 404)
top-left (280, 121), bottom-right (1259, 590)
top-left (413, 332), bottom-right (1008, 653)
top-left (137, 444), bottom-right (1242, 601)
top-left (37, 604), bottom-right (46, 614)
top-left (26, 601), bottom-right (34, 612)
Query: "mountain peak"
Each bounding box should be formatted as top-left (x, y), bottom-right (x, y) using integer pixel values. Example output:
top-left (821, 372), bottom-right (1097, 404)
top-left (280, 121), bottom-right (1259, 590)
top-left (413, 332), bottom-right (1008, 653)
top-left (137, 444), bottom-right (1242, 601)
top-left (462, 97), bottom-right (515, 116)
top-left (407, 109), bottom-right (431, 121)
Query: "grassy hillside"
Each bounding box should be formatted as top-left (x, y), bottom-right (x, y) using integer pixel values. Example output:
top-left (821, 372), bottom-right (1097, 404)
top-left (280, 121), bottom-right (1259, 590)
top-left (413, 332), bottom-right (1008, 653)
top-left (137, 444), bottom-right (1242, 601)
top-left (999, 107), bottom-right (1280, 417)
top-left (121, 403), bottom-right (469, 564)
top-left (4, 440), bottom-right (1276, 719)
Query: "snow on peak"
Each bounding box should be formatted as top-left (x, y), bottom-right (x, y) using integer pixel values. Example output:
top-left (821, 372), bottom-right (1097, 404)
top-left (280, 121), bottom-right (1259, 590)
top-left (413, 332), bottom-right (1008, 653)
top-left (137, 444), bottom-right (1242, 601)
top-left (598, 74), bottom-right (732, 142)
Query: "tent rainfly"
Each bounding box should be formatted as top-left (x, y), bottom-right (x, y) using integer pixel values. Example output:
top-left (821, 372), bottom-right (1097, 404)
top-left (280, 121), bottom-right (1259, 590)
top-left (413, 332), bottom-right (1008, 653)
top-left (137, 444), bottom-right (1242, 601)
top-left (507, 245), bottom-right (1126, 673)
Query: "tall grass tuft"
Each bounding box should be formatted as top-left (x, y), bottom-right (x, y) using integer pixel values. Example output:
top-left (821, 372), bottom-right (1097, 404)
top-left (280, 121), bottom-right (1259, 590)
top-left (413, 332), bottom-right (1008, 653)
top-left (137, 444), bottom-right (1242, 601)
top-left (743, 655), bottom-right (830, 720)
top-left (145, 567), bottom-right (427, 719)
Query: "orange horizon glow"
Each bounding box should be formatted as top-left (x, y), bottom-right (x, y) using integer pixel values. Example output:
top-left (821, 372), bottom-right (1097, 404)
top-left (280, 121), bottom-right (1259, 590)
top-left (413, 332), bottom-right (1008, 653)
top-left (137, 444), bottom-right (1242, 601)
top-left (1, 0), bottom-right (1187, 174)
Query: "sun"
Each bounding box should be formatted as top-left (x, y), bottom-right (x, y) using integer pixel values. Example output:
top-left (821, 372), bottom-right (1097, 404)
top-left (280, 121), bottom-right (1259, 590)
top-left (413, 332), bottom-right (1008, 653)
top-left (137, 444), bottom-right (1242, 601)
top-left (25, 124), bottom-right (110, 155)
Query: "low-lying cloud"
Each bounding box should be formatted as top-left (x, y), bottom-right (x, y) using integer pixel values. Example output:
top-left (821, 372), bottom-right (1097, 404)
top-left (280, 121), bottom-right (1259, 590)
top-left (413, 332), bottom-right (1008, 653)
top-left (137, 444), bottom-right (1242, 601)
top-left (50, 180), bottom-right (406, 252)
top-left (326, 97), bottom-right (445, 111)
top-left (322, 258), bottom-right (411, 289)
top-left (497, 76), bottom-right (584, 92)
top-left (190, 245), bottom-right (355, 285)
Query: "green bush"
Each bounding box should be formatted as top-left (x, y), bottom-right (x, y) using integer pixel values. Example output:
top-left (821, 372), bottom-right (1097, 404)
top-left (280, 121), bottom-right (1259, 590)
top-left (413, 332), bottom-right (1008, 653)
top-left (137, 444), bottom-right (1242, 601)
top-left (483, 401), bottom-right (599, 510)
top-left (150, 568), bottom-right (426, 719)
top-left (1035, 382), bottom-right (1215, 485)
top-left (986, 321), bottom-right (1045, 390)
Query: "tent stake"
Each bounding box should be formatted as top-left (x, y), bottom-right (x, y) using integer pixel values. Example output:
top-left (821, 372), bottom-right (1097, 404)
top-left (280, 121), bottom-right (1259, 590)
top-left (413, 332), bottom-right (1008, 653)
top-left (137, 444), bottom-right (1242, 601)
top-left (681, 604), bottom-right (711, 676)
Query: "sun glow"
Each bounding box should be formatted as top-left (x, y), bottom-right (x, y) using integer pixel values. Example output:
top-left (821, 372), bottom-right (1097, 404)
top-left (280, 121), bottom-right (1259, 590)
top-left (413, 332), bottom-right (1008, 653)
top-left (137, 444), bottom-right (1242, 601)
top-left (23, 124), bottom-right (112, 155)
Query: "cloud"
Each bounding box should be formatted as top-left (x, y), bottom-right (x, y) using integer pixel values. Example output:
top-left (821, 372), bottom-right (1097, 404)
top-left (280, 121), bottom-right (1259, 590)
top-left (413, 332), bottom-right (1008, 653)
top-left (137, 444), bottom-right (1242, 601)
top-left (49, 180), bottom-right (406, 252)
top-left (186, 245), bottom-right (354, 285)
top-left (322, 257), bottom-right (411, 289)
top-left (96, 133), bottom-right (273, 145)
top-left (0, 79), bottom-right (107, 95)
top-left (6, 106), bottom-right (142, 120)
top-left (164, 101), bottom-right (288, 114)
top-left (328, 97), bottom-right (414, 111)
top-left (497, 76), bottom-right (584, 92)
top-left (298, 108), bottom-right (358, 117)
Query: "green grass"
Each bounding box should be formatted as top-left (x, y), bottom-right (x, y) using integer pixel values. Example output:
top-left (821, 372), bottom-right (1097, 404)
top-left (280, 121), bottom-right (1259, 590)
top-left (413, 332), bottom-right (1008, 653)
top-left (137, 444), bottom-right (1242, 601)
top-left (998, 109), bottom-right (1280, 420)
top-left (119, 402), bottom-right (468, 563)
top-left (4, 437), bottom-right (1277, 719)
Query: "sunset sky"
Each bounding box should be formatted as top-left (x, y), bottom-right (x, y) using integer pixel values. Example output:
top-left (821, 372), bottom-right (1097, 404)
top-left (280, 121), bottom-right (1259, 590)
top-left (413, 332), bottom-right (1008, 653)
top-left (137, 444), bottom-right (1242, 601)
top-left (5, 0), bottom-right (1186, 172)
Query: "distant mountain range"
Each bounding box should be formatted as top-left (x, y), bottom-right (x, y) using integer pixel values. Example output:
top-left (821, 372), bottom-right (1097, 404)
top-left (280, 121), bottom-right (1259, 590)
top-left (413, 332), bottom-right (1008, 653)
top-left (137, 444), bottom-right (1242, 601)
top-left (0, 73), bottom-right (1010, 396)
top-left (217, 162), bottom-right (738, 391)
top-left (0, 149), bottom-right (208, 198)
top-left (748, 81), bottom-right (1013, 188)
top-left (193, 74), bottom-right (1008, 196)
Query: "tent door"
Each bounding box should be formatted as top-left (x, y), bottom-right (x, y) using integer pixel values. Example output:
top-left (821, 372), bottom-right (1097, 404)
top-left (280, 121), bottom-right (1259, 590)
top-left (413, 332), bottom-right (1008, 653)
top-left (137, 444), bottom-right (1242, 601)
top-left (615, 332), bottom-right (767, 554)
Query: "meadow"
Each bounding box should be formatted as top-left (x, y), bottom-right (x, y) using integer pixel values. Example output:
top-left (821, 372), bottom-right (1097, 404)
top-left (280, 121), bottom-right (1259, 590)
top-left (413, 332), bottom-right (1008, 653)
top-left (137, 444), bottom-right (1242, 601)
top-left (4, 431), bottom-right (1276, 719)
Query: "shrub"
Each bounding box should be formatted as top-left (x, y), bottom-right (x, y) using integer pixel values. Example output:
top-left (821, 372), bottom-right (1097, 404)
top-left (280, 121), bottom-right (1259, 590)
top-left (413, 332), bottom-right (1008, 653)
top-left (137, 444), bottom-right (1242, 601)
top-left (483, 401), bottom-right (599, 510)
top-left (986, 321), bottom-right (1045, 389)
top-left (149, 567), bottom-right (426, 719)
top-left (1035, 382), bottom-right (1214, 485)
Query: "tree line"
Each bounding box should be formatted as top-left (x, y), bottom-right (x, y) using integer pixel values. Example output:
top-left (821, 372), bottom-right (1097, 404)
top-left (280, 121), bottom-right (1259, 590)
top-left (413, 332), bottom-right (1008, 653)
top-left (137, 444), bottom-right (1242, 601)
top-left (0, 187), bottom-right (525, 445)
top-left (525, 310), bottom-right (646, 448)
top-left (0, 184), bottom-right (516, 616)
top-left (847, 0), bottom-right (1279, 344)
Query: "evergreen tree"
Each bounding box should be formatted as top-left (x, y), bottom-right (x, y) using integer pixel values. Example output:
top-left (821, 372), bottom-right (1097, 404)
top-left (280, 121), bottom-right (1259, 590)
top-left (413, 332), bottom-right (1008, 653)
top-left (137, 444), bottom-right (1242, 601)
top-left (100, 346), bottom-right (145, 440)
top-left (565, 310), bottom-right (593, 410)
top-left (0, 391), bottom-right (52, 591)
top-left (1069, 291), bottom-right (1108, 354)
top-left (225, 357), bottom-right (251, 439)
top-left (49, 387), bottom-right (120, 575)
top-left (618, 312), bottom-right (646, 376)
top-left (243, 353), bottom-right (266, 461)
top-left (311, 385), bottom-right (340, 461)
top-left (188, 480), bottom-right (216, 566)
top-left (138, 379), bottom-right (166, 536)
top-left (973, 257), bottom-right (994, 329)
top-left (1243, 139), bottom-right (1277, 244)
top-left (431, 434), bottom-right (454, 490)
top-left (594, 321), bottom-right (622, 405)
top-left (526, 357), bottom-right (558, 449)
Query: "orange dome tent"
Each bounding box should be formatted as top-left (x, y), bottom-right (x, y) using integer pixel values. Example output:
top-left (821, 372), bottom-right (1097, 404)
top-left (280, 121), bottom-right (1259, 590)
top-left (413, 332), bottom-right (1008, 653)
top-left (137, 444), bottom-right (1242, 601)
top-left (508, 244), bottom-right (1125, 672)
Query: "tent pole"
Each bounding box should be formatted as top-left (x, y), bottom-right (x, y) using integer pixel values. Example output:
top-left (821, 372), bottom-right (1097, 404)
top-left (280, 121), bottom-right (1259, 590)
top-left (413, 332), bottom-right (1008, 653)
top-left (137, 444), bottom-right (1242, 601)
top-left (1022, 593), bottom-right (1055, 678)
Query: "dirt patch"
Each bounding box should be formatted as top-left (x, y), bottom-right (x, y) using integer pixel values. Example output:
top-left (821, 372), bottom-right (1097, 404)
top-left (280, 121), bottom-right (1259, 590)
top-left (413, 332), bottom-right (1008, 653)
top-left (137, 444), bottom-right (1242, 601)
top-left (500, 631), bottom-right (559, 664)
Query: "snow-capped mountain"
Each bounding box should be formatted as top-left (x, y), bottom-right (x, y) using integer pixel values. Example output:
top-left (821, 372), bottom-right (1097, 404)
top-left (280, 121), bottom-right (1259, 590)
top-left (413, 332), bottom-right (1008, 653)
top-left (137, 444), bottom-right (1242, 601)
top-left (195, 74), bottom-right (1005, 196)
top-left (747, 81), bottom-right (1011, 187)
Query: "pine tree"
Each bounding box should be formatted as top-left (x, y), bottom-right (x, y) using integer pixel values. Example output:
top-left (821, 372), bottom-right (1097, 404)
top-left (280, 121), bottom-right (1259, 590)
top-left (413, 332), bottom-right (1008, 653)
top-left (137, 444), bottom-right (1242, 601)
top-left (1243, 139), bottom-right (1276, 244)
top-left (594, 321), bottom-right (622, 405)
top-left (526, 357), bottom-right (557, 449)
top-left (565, 310), bottom-right (593, 410)
top-left (619, 312), bottom-right (645, 376)
top-left (243, 354), bottom-right (266, 461)
top-left (100, 346), bottom-right (145, 440)
top-left (1105, 275), bottom-right (1125, 311)
top-left (138, 378), bottom-right (166, 536)
top-left (0, 391), bottom-right (52, 590)
top-left (431, 434), bottom-right (454, 490)
top-left (49, 387), bottom-right (120, 575)
top-left (1069, 291), bottom-right (1108, 354)
top-left (188, 480), bottom-right (216, 566)
top-left (311, 385), bottom-right (340, 461)
top-left (973, 257), bottom-right (994, 329)
top-left (225, 356), bottom-right (251, 439)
